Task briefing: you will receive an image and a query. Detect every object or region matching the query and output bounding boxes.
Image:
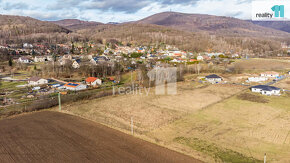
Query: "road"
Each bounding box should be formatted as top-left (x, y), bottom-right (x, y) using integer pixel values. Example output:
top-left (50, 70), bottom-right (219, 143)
top-left (0, 111), bottom-right (201, 163)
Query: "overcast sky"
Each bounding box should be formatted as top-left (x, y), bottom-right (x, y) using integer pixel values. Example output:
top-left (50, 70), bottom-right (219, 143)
top-left (0, 0), bottom-right (252, 23)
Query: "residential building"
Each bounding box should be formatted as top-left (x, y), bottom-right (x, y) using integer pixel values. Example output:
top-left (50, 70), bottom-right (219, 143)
top-left (28, 77), bottom-right (48, 86)
top-left (72, 59), bottom-right (81, 69)
top-left (61, 82), bottom-right (87, 91)
top-left (247, 77), bottom-right (268, 83)
top-left (260, 71), bottom-right (279, 78)
top-left (18, 57), bottom-right (31, 63)
top-left (85, 77), bottom-right (102, 87)
top-left (34, 56), bottom-right (46, 62)
top-left (197, 55), bottom-right (204, 61)
top-left (205, 74), bottom-right (222, 83)
top-left (251, 85), bottom-right (281, 96)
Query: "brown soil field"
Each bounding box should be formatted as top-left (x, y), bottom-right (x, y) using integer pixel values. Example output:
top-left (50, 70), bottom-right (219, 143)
top-left (0, 111), bottom-right (200, 163)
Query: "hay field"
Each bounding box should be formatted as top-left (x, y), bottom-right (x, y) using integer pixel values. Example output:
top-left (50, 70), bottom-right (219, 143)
top-left (274, 78), bottom-right (290, 90)
top-left (60, 83), bottom-right (245, 134)
top-left (59, 82), bottom-right (246, 162)
top-left (232, 58), bottom-right (290, 71)
top-left (149, 92), bottom-right (290, 162)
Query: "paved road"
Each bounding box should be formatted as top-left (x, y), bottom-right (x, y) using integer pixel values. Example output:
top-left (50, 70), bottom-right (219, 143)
top-left (0, 111), bottom-right (201, 163)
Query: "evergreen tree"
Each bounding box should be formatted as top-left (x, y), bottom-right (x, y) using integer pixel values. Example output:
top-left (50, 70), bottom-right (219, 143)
top-left (8, 57), bottom-right (13, 67)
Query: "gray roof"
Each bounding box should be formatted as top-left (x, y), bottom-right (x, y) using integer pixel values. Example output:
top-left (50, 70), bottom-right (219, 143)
top-left (251, 85), bottom-right (280, 91)
top-left (205, 74), bottom-right (222, 79)
top-left (28, 76), bottom-right (41, 82)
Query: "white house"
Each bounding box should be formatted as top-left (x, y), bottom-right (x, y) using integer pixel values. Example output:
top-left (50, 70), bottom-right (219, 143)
top-left (247, 77), bottom-right (268, 83)
top-left (197, 55), bottom-right (204, 61)
top-left (85, 77), bottom-right (102, 87)
top-left (23, 43), bottom-right (33, 48)
top-left (46, 56), bottom-right (53, 61)
top-left (260, 71), bottom-right (279, 78)
top-left (72, 59), bottom-right (81, 69)
top-left (28, 77), bottom-right (48, 86)
top-left (205, 74), bottom-right (222, 83)
top-left (18, 57), bottom-right (31, 63)
top-left (251, 85), bottom-right (281, 96)
top-left (34, 56), bottom-right (46, 62)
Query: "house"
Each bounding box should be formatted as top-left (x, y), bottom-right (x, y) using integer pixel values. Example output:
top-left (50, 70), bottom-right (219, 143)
top-left (23, 43), bottom-right (33, 48)
top-left (34, 56), bottom-right (46, 62)
top-left (28, 77), bottom-right (48, 86)
top-left (247, 77), bottom-right (268, 83)
top-left (18, 57), bottom-right (32, 63)
top-left (251, 85), bottom-right (281, 96)
top-left (85, 77), bottom-right (102, 87)
top-left (72, 59), bottom-right (81, 69)
top-left (189, 59), bottom-right (197, 62)
top-left (205, 74), bottom-right (222, 83)
top-left (90, 56), bottom-right (107, 65)
top-left (260, 71), bottom-right (279, 78)
top-left (197, 55), bottom-right (204, 61)
top-left (62, 54), bottom-right (72, 60)
top-left (46, 55), bottom-right (53, 61)
top-left (61, 82), bottom-right (87, 91)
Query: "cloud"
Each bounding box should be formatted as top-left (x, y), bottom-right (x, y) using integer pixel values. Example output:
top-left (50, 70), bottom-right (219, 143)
top-left (159, 0), bottom-right (199, 5)
top-left (3, 2), bottom-right (29, 10)
top-left (0, 0), bottom-right (252, 22)
top-left (80, 0), bottom-right (151, 13)
top-left (46, 0), bottom-right (81, 10)
top-left (47, 0), bottom-right (200, 13)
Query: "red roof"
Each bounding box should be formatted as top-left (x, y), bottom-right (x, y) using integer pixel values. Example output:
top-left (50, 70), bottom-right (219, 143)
top-left (86, 77), bottom-right (98, 83)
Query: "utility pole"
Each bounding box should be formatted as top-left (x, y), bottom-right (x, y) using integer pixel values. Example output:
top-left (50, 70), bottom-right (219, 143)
top-left (58, 92), bottom-right (61, 111)
top-left (264, 153), bottom-right (266, 163)
top-left (131, 117), bottom-right (134, 135)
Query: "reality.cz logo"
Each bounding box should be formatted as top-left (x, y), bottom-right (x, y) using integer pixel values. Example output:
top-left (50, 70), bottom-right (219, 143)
top-left (252, 0), bottom-right (289, 21)
top-left (256, 5), bottom-right (284, 18)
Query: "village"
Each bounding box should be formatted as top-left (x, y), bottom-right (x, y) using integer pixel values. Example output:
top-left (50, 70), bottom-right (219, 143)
top-left (0, 41), bottom-right (290, 108)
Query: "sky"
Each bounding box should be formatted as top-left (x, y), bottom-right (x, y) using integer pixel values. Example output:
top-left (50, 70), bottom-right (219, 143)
top-left (0, 0), bottom-right (252, 23)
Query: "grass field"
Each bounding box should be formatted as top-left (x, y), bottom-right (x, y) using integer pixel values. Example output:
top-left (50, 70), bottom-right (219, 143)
top-left (58, 82), bottom-right (248, 162)
top-left (149, 91), bottom-right (290, 162)
top-left (232, 58), bottom-right (290, 72)
top-left (60, 83), bottom-right (245, 134)
top-left (274, 78), bottom-right (290, 90)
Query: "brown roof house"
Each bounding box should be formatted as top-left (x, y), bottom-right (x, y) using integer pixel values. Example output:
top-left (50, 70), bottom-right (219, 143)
top-left (28, 77), bottom-right (48, 86)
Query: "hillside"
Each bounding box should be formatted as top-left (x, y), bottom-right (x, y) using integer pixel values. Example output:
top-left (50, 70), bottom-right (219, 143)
top-left (251, 21), bottom-right (290, 33)
top-left (76, 24), bottom-right (283, 54)
top-left (51, 19), bottom-right (103, 30)
top-left (0, 15), bottom-right (71, 44)
top-left (134, 12), bottom-right (290, 38)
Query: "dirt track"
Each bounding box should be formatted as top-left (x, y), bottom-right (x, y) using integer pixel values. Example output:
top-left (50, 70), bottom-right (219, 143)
top-left (0, 111), bottom-right (200, 163)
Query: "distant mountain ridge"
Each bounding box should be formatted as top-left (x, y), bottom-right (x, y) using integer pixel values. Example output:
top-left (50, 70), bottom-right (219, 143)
top-left (133, 12), bottom-right (290, 38)
top-left (51, 19), bottom-right (103, 30)
top-left (250, 21), bottom-right (290, 33)
top-left (0, 15), bottom-right (71, 44)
